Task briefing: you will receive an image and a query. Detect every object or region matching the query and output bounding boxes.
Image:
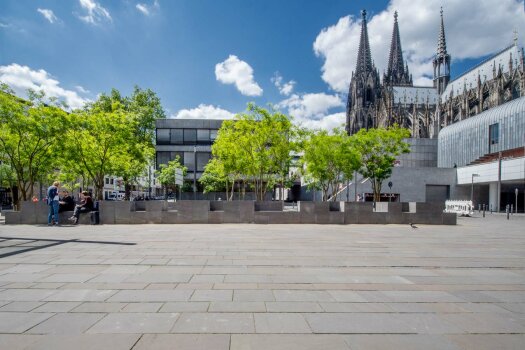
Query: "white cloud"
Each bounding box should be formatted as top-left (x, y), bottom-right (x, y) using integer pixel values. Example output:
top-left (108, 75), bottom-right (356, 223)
top-left (0, 64), bottom-right (88, 110)
top-left (77, 0), bottom-right (112, 24)
top-left (37, 8), bottom-right (58, 24)
top-left (136, 0), bottom-right (160, 16)
top-left (314, 0), bottom-right (525, 92)
top-left (75, 85), bottom-right (90, 94)
top-left (271, 72), bottom-right (296, 96)
top-left (275, 92), bottom-right (345, 130)
top-left (173, 104), bottom-right (235, 120)
top-left (296, 112), bottom-right (346, 131)
top-left (215, 55), bottom-right (263, 97)
top-left (276, 92), bottom-right (343, 120)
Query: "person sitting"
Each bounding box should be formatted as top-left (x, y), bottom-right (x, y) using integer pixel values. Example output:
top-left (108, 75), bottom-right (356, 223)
top-left (68, 191), bottom-right (93, 225)
top-left (59, 190), bottom-right (75, 213)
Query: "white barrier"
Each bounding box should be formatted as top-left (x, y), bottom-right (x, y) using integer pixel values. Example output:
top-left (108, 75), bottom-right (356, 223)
top-left (444, 200), bottom-right (474, 216)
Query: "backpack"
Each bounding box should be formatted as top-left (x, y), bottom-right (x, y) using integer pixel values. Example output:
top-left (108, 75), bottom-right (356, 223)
top-left (47, 186), bottom-right (58, 201)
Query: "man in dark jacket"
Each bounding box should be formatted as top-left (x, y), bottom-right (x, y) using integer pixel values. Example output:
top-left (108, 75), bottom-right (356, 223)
top-left (59, 190), bottom-right (75, 213)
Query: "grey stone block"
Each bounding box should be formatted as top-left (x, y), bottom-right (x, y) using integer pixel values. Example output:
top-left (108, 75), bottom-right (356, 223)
top-left (210, 201), bottom-right (224, 212)
top-left (416, 202), bottom-right (444, 214)
top-left (300, 211), bottom-right (317, 224)
top-left (298, 201), bottom-right (315, 215)
top-left (161, 211), bottom-right (179, 224)
top-left (145, 201), bottom-right (165, 212)
top-left (100, 202), bottom-right (115, 224)
top-left (208, 211), bottom-right (223, 224)
top-left (114, 202), bottom-right (133, 224)
top-left (442, 213), bottom-right (457, 225)
top-left (256, 212), bottom-right (300, 224)
top-left (4, 211), bottom-right (20, 224)
top-left (255, 201), bottom-right (283, 212)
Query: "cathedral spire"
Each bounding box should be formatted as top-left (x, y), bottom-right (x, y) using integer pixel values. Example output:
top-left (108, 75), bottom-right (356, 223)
top-left (386, 11), bottom-right (412, 86)
top-left (437, 7), bottom-right (448, 56)
top-left (355, 10), bottom-right (374, 75)
top-left (433, 7), bottom-right (451, 95)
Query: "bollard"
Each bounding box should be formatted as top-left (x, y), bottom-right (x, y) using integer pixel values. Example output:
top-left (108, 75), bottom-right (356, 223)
top-left (478, 204), bottom-right (481, 213)
top-left (490, 204), bottom-right (493, 214)
top-left (511, 204), bottom-right (513, 215)
top-left (483, 204), bottom-right (486, 218)
top-left (506, 205), bottom-right (510, 220)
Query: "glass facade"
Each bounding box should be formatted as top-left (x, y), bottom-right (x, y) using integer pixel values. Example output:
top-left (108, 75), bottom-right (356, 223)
top-left (438, 96), bottom-right (525, 167)
top-left (157, 128), bottom-right (218, 146)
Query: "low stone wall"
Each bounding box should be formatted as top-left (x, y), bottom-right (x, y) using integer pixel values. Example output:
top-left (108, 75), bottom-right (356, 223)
top-left (5, 200), bottom-right (456, 225)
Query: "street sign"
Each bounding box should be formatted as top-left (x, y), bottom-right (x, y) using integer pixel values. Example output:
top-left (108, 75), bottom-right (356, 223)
top-left (175, 168), bottom-right (183, 186)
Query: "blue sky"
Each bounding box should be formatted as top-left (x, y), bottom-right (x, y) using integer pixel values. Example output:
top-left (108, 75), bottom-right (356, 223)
top-left (1, 0), bottom-right (524, 129)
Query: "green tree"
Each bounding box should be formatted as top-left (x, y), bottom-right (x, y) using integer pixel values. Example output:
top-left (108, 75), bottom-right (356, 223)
top-left (210, 104), bottom-right (296, 201)
top-left (0, 85), bottom-right (66, 204)
top-left (301, 128), bottom-right (360, 201)
top-left (353, 125), bottom-right (410, 202)
top-left (156, 157), bottom-right (187, 198)
top-left (88, 87), bottom-right (165, 199)
top-left (199, 158), bottom-right (228, 195)
top-left (63, 108), bottom-right (136, 200)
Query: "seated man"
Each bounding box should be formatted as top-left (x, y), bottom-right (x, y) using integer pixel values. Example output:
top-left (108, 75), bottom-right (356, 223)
top-left (68, 191), bottom-right (93, 225)
top-left (59, 190), bottom-right (75, 213)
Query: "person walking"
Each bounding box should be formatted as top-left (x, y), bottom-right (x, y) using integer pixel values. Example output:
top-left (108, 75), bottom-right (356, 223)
top-left (47, 181), bottom-right (60, 226)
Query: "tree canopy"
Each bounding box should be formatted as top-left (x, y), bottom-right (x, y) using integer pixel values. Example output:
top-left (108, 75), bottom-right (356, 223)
top-left (353, 125), bottom-right (410, 202)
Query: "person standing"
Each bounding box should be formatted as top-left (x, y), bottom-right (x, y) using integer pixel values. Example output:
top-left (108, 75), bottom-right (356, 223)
top-left (47, 181), bottom-right (60, 226)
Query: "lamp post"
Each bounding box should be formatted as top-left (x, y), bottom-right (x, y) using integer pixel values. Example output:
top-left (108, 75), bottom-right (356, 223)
top-left (471, 173), bottom-right (480, 204)
top-left (514, 188), bottom-right (520, 214)
top-left (193, 146), bottom-right (197, 200)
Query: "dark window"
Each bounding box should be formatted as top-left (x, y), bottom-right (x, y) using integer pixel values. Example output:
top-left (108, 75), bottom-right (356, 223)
top-left (105, 178), bottom-right (109, 185)
top-left (196, 152), bottom-right (211, 171)
top-left (183, 129), bottom-right (197, 144)
top-left (197, 129), bottom-right (210, 144)
top-left (184, 151), bottom-right (195, 171)
top-left (489, 123), bottom-right (499, 145)
top-left (210, 129), bottom-right (218, 142)
top-left (156, 129), bottom-right (170, 145)
top-left (170, 129), bottom-right (183, 144)
top-left (156, 151), bottom-right (184, 169)
top-left (110, 178), bottom-right (114, 185)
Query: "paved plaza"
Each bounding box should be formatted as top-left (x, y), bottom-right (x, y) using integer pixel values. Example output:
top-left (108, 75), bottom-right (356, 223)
top-left (0, 214), bottom-right (524, 349)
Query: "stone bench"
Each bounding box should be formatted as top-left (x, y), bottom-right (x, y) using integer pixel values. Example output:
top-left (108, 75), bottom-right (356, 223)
top-left (5, 200), bottom-right (456, 225)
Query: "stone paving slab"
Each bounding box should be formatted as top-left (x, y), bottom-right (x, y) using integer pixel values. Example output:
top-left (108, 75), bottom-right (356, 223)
top-left (0, 215), bottom-right (524, 349)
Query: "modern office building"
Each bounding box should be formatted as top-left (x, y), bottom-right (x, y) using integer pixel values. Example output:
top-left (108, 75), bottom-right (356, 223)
top-left (438, 96), bottom-right (525, 211)
top-left (155, 119), bottom-right (223, 192)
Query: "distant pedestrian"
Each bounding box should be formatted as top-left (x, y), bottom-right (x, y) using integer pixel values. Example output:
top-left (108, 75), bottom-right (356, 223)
top-left (47, 181), bottom-right (60, 226)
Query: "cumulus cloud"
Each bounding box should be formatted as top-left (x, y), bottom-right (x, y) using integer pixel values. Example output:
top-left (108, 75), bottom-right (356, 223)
top-left (276, 92), bottom-right (344, 120)
top-left (37, 8), bottom-right (58, 24)
top-left (173, 104), bottom-right (235, 120)
top-left (271, 72), bottom-right (296, 96)
top-left (275, 92), bottom-right (345, 130)
top-left (0, 64), bottom-right (88, 110)
top-left (77, 0), bottom-right (112, 24)
top-left (215, 55), bottom-right (263, 96)
top-left (314, 0), bottom-right (525, 92)
top-left (136, 0), bottom-right (160, 16)
top-left (75, 85), bottom-right (90, 94)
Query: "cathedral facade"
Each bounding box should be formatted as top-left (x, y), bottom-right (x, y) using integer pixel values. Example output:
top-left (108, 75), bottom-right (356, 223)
top-left (346, 9), bottom-right (525, 138)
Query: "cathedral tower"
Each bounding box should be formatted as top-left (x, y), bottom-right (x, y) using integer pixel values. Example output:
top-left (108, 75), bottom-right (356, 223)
top-left (433, 8), bottom-right (451, 95)
top-left (346, 10), bottom-right (381, 135)
top-left (384, 11), bottom-right (412, 86)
